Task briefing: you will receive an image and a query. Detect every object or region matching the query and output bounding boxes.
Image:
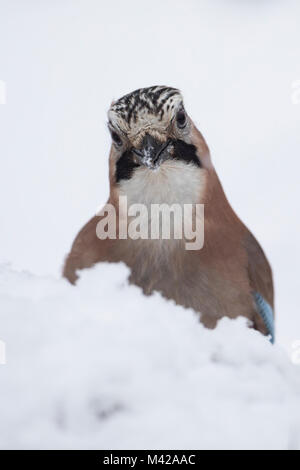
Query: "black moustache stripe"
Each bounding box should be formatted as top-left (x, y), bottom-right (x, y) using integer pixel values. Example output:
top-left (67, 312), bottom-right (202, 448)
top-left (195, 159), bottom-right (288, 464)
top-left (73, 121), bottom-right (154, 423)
top-left (115, 140), bottom-right (201, 183)
top-left (115, 150), bottom-right (140, 182)
top-left (172, 140), bottom-right (202, 168)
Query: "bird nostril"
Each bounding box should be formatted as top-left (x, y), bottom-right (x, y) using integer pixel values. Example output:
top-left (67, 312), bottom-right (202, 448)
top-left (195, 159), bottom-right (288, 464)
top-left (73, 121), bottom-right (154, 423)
top-left (152, 139), bottom-right (172, 164)
top-left (131, 148), bottom-right (145, 166)
top-left (132, 148), bottom-right (144, 158)
top-left (132, 138), bottom-right (172, 168)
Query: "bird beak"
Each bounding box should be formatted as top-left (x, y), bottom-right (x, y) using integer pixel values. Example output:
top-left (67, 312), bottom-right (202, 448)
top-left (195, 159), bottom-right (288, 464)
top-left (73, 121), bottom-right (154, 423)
top-left (132, 134), bottom-right (172, 169)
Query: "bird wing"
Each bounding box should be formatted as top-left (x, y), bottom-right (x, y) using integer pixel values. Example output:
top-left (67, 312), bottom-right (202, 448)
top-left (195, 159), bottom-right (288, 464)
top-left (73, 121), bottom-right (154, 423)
top-left (63, 215), bottom-right (109, 284)
top-left (243, 231), bottom-right (274, 309)
top-left (243, 230), bottom-right (274, 337)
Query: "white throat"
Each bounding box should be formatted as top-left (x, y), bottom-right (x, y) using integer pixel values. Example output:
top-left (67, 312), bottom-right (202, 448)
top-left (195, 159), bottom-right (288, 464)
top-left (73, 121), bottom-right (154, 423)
top-left (119, 160), bottom-right (205, 207)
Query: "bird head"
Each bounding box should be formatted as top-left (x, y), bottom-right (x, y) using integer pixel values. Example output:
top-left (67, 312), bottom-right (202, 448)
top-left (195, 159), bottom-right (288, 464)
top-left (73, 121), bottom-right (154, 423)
top-left (107, 86), bottom-right (212, 203)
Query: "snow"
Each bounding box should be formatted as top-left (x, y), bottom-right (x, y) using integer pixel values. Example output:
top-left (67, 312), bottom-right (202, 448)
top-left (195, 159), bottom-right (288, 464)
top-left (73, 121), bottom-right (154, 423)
top-left (1, 0), bottom-right (300, 350)
top-left (0, 262), bottom-right (300, 450)
top-left (0, 0), bottom-right (300, 450)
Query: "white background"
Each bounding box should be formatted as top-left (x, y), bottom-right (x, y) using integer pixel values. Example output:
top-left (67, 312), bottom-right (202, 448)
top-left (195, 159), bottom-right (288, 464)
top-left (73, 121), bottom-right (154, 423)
top-left (0, 0), bottom-right (299, 348)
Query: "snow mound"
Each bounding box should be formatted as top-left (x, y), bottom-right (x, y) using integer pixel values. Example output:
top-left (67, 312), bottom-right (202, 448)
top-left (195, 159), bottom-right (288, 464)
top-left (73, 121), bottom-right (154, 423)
top-left (0, 262), bottom-right (299, 450)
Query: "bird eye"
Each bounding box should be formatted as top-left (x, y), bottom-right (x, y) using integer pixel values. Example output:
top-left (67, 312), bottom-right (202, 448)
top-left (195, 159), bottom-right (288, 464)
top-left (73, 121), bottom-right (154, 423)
top-left (111, 131), bottom-right (123, 147)
top-left (176, 110), bottom-right (187, 129)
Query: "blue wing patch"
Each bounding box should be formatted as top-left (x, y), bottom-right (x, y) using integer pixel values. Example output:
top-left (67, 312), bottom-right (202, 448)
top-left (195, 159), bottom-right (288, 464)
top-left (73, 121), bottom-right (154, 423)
top-left (253, 292), bottom-right (275, 344)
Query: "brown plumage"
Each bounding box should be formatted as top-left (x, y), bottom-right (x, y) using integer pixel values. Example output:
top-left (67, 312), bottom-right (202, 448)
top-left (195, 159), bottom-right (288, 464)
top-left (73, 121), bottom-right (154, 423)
top-left (63, 86), bottom-right (274, 336)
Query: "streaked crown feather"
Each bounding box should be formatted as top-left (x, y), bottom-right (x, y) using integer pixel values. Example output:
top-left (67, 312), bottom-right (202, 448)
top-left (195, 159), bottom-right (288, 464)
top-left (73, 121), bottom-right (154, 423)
top-left (108, 86), bottom-right (183, 139)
